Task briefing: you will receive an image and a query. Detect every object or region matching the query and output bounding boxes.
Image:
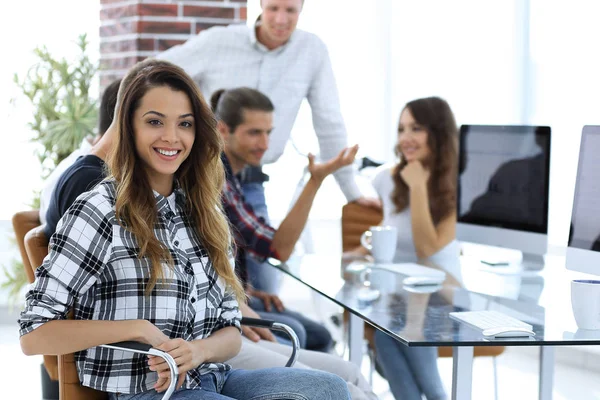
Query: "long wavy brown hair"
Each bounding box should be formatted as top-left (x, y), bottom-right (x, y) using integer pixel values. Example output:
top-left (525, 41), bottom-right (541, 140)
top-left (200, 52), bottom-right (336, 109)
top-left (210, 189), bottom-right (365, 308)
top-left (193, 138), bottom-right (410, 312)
top-left (391, 97), bottom-right (458, 224)
top-left (107, 59), bottom-right (245, 301)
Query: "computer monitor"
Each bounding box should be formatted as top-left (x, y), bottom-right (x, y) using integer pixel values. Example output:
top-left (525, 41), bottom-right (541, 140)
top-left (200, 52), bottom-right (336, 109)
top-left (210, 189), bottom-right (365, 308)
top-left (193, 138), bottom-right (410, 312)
top-left (457, 125), bottom-right (552, 268)
top-left (566, 125), bottom-right (600, 275)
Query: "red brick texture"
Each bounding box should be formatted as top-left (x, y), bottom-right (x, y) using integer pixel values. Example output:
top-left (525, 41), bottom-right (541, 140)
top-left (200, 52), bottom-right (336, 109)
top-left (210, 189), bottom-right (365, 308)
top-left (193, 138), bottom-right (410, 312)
top-left (99, 0), bottom-right (248, 91)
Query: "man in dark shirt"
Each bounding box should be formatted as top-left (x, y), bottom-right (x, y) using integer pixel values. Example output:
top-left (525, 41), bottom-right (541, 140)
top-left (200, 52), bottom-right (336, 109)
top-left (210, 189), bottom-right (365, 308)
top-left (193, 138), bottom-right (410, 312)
top-left (44, 80), bottom-right (120, 238)
top-left (44, 156), bottom-right (106, 239)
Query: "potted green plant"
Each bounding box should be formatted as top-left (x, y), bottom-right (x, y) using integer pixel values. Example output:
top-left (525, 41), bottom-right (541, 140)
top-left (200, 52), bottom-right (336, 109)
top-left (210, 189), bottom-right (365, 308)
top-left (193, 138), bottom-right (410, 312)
top-left (1, 33), bottom-right (99, 400)
top-left (2, 33), bottom-right (98, 305)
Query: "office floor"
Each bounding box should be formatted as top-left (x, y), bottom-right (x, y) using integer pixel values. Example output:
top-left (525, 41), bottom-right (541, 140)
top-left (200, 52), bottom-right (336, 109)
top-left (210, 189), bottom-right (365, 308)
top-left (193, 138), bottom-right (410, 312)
top-left (3, 320), bottom-right (600, 399)
top-left (3, 276), bottom-right (600, 399)
top-left (372, 347), bottom-right (600, 400)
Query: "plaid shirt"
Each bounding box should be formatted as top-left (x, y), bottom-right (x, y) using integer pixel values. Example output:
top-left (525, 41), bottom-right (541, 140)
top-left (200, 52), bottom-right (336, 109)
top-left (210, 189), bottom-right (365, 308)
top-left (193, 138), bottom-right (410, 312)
top-left (157, 23), bottom-right (361, 202)
top-left (221, 155), bottom-right (279, 283)
top-left (19, 180), bottom-right (241, 394)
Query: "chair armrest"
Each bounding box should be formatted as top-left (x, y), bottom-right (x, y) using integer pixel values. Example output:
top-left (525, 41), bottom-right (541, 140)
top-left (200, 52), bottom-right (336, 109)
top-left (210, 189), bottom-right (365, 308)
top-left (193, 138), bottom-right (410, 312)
top-left (103, 341), bottom-right (152, 352)
top-left (100, 342), bottom-right (179, 400)
top-left (241, 317), bottom-right (300, 367)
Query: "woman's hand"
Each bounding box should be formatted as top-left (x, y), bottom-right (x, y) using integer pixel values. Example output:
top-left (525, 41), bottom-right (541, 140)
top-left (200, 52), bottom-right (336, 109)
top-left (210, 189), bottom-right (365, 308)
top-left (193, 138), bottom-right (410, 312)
top-left (239, 302), bottom-right (277, 342)
top-left (149, 338), bottom-right (206, 392)
top-left (308, 145), bottom-right (359, 184)
top-left (400, 161), bottom-right (430, 189)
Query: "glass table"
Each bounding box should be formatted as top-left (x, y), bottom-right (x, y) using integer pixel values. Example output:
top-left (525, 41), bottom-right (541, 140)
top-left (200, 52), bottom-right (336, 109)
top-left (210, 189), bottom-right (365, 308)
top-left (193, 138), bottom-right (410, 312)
top-left (267, 252), bottom-right (600, 400)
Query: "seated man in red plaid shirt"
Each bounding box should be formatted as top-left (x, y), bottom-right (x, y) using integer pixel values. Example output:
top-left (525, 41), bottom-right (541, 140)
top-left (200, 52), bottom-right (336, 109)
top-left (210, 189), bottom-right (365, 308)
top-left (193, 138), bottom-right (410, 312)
top-left (214, 87), bottom-right (358, 353)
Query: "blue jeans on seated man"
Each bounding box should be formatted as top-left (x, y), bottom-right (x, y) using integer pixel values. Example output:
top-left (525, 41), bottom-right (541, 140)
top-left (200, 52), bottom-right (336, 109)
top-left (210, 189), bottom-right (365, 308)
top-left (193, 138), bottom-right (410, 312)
top-left (241, 182), bottom-right (281, 294)
top-left (248, 296), bottom-right (333, 353)
top-left (374, 329), bottom-right (447, 400)
top-left (110, 367), bottom-right (350, 400)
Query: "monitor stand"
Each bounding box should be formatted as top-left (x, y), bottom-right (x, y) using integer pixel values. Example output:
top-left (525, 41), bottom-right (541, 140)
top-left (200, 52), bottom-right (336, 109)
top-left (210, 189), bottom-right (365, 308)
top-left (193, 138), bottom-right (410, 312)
top-left (518, 274), bottom-right (545, 302)
top-left (521, 252), bottom-right (545, 272)
top-left (477, 250), bottom-right (545, 275)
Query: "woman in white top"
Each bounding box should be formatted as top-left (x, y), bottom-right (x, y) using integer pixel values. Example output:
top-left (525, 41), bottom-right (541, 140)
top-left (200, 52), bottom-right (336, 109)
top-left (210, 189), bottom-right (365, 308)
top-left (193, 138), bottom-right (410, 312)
top-left (348, 97), bottom-right (459, 400)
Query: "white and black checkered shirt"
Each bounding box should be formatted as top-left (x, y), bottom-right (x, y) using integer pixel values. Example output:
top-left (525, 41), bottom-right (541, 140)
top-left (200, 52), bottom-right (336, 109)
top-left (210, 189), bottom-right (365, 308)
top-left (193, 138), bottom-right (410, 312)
top-left (157, 23), bottom-right (362, 201)
top-left (19, 180), bottom-right (241, 395)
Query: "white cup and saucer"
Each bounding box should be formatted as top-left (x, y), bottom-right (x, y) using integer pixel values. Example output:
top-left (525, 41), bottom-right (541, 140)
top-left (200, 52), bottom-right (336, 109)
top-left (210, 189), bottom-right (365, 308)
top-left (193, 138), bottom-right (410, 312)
top-left (571, 279), bottom-right (600, 330)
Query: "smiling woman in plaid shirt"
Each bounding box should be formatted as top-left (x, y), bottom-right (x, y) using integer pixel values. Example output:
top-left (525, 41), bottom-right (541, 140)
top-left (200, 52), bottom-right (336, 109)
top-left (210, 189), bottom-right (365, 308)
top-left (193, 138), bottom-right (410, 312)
top-left (19, 59), bottom-right (350, 400)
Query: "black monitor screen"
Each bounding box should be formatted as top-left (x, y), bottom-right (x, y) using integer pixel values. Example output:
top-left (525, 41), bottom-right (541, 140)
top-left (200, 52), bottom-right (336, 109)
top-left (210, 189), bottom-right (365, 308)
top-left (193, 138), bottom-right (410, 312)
top-left (569, 126), bottom-right (600, 251)
top-left (457, 125), bottom-right (551, 234)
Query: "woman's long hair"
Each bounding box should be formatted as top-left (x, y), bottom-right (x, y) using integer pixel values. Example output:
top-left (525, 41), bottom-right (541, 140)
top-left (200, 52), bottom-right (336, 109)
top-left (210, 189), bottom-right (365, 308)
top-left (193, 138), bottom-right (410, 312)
top-left (107, 59), bottom-right (245, 301)
top-left (391, 97), bottom-right (458, 224)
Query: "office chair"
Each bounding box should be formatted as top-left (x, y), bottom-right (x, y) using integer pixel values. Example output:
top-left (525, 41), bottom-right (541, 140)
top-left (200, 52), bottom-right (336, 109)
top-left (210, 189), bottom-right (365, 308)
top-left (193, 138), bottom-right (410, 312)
top-left (12, 211), bottom-right (60, 398)
top-left (16, 211), bottom-right (299, 400)
top-left (341, 203), bottom-right (505, 399)
top-left (12, 210), bottom-right (40, 284)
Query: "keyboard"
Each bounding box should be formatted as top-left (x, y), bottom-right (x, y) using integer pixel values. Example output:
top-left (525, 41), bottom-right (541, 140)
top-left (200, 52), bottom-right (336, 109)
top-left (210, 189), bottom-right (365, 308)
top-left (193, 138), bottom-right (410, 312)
top-left (449, 310), bottom-right (534, 335)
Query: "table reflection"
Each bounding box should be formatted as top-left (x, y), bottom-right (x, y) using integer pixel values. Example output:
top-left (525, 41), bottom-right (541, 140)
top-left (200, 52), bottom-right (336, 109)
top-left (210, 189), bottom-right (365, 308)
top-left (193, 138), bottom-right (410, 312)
top-left (270, 252), bottom-right (600, 346)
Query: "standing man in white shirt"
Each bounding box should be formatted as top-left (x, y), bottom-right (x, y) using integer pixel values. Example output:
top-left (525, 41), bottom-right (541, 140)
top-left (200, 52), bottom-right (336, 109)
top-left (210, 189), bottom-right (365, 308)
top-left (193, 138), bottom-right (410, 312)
top-left (158, 0), bottom-right (379, 292)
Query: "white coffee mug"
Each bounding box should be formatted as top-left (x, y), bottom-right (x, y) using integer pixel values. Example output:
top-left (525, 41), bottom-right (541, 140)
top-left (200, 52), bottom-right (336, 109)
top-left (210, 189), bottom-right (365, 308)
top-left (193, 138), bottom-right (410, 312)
top-left (571, 279), bottom-right (600, 330)
top-left (360, 226), bottom-right (397, 263)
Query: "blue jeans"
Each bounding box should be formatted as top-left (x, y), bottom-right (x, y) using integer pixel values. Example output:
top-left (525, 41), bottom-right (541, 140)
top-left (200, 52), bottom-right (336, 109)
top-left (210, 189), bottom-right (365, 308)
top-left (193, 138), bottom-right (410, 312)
top-left (374, 330), bottom-right (447, 400)
top-left (241, 182), bottom-right (281, 293)
top-left (248, 296), bottom-right (333, 353)
top-left (110, 368), bottom-right (350, 399)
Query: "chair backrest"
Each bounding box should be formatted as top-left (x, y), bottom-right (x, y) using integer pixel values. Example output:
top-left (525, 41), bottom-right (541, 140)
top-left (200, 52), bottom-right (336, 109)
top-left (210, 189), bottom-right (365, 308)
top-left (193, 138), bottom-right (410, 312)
top-left (25, 224), bottom-right (51, 274)
top-left (12, 211), bottom-right (62, 383)
top-left (341, 203), bottom-right (383, 252)
top-left (58, 351), bottom-right (106, 400)
top-left (23, 219), bottom-right (106, 400)
top-left (12, 210), bottom-right (41, 284)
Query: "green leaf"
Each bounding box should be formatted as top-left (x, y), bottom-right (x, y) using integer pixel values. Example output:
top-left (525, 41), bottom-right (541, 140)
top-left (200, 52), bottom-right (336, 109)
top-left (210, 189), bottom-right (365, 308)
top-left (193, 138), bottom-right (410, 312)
top-left (13, 33), bottom-right (98, 175)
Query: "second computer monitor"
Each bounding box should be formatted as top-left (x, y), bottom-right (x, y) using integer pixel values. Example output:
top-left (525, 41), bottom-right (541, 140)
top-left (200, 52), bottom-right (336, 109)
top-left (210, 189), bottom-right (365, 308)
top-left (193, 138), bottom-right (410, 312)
top-left (566, 125), bottom-right (600, 275)
top-left (457, 125), bottom-right (551, 260)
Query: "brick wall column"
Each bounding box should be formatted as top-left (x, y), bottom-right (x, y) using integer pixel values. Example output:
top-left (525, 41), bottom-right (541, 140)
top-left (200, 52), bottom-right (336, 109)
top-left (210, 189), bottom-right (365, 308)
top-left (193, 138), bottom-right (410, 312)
top-left (99, 0), bottom-right (248, 90)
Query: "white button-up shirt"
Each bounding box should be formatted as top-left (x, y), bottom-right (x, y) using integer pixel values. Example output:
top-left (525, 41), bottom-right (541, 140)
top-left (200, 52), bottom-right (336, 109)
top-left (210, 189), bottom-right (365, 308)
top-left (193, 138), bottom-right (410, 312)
top-left (157, 23), bottom-right (361, 201)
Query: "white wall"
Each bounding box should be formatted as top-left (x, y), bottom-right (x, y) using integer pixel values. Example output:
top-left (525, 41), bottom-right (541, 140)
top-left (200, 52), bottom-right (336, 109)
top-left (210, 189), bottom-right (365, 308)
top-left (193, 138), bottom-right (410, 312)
top-left (390, 1), bottom-right (523, 127)
top-left (529, 0), bottom-right (600, 247)
top-left (0, 0), bottom-right (100, 222)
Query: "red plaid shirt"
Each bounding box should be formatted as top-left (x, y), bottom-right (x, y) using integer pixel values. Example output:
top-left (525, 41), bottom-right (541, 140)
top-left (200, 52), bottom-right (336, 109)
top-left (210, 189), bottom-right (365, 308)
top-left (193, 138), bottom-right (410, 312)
top-left (221, 155), bottom-right (280, 285)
